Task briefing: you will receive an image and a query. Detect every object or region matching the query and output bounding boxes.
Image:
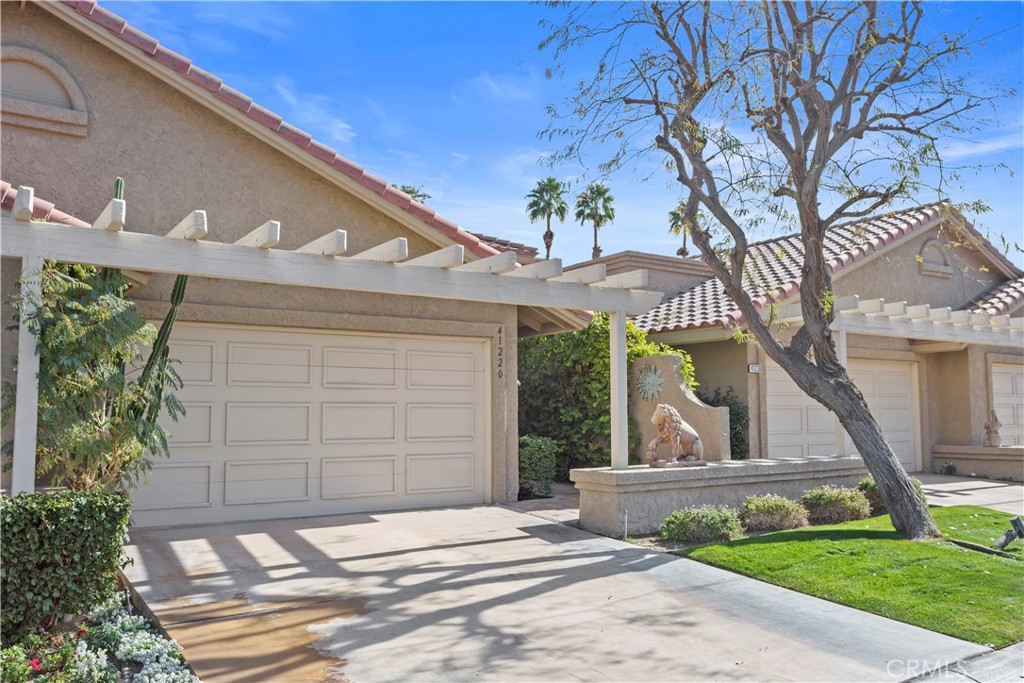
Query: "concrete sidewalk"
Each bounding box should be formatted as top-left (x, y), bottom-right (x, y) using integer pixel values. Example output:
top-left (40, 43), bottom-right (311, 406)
top-left (916, 473), bottom-right (1024, 515)
top-left (125, 505), bottom-right (987, 683)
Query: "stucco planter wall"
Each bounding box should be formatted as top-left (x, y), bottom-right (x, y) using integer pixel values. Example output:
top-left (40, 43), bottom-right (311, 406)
top-left (571, 457), bottom-right (868, 537)
top-left (631, 355), bottom-right (730, 461)
top-left (932, 444), bottom-right (1024, 481)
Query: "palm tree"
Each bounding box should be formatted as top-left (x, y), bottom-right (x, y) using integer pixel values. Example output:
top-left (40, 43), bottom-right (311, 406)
top-left (574, 182), bottom-right (615, 260)
top-left (525, 177), bottom-right (568, 260)
top-left (668, 203), bottom-right (689, 257)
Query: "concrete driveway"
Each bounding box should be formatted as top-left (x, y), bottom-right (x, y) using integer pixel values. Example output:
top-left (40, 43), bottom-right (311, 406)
top-left (124, 506), bottom-right (987, 683)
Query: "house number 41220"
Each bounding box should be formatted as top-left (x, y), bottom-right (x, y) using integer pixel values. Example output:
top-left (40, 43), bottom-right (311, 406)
top-left (496, 326), bottom-right (504, 380)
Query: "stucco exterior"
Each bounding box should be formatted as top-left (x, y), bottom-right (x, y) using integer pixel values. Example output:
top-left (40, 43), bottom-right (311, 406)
top-left (0, 3), bottom-right (526, 502)
top-left (639, 219), bottom-right (1022, 477)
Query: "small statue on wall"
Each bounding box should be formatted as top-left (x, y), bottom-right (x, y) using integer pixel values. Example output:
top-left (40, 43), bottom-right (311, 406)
top-left (983, 409), bottom-right (1002, 448)
top-left (645, 404), bottom-right (706, 467)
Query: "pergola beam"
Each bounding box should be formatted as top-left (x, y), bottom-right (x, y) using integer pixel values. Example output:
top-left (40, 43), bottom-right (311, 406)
top-left (92, 198), bottom-right (126, 232)
top-left (296, 229), bottom-right (347, 256)
top-left (351, 237), bottom-right (408, 262)
top-left (2, 219), bottom-right (663, 314)
top-left (504, 258), bottom-right (563, 280)
top-left (553, 263), bottom-right (607, 285)
top-left (234, 220), bottom-right (281, 249)
top-left (404, 244), bottom-right (464, 269)
top-left (166, 210), bottom-right (207, 240)
top-left (453, 251), bottom-right (517, 274)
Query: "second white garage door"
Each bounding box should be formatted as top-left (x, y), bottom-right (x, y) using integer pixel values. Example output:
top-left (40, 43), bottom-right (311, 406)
top-left (992, 363), bottom-right (1024, 446)
top-left (131, 323), bottom-right (489, 527)
top-left (766, 359), bottom-right (919, 470)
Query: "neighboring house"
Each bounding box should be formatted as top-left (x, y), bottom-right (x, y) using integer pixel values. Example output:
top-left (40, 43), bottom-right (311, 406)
top-left (1, 2), bottom-right (657, 527)
top-left (577, 204), bottom-right (1024, 476)
top-left (471, 232), bottom-right (540, 265)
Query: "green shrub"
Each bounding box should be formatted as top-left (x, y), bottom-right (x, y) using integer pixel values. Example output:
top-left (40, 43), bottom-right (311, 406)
top-left (0, 644), bottom-right (32, 683)
top-left (740, 494), bottom-right (809, 532)
top-left (800, 486), bottom-right (871, 525)
top-left (519, 313), bottom-right (696, 477)
top-left (1, 490), bottom-right (131, 641)
top-left (856, 476), bottom-right (927, 516)
top-left (940, 461), bottom-right (957, 476)
top-left (695, 386), bottom-right (750, 459)
top-left (661, 505), bottom-right (744, 543)
top-left (519, 435), bottom-right (560, 498)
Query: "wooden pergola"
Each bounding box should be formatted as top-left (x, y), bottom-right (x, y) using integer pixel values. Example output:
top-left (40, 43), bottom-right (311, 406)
top-left (2, 186), bottom-right (663, 494)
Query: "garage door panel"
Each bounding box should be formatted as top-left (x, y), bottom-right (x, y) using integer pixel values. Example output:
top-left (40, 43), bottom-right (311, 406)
top-left (321, 456), bottom-right (398, 499)
top-left (321, 403), bottom-right (397, 443)
top-left (877, 372), bottom-right (911, 397)
top-left (407, 351), bottom-right (476, 390)
top-left (767, 407), bottom-right (804, 433)
top-left (323, 347), bottom-right (398, 388)
top-left (806, 407), bottom-right (833, 433)
top-left (134, 463), bottom-right (213, 510)
top-left (406, 454), bottom-right (475, 494)
top-left (407, 404), bottom-right (475, 441)
top-left (225, 402), bottom-right (311, 445)
top-left (169, 341), bottom-right (216, 385)
top-left (224, 459), bottom-right (310, 505)
top-left (167, 402), bottom-right (214, 446)
top-left (227, 343), bottom-right (313, 387)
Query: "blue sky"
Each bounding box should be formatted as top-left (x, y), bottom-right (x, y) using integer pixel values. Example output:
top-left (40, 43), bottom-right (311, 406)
top-left (109, 1), bottom-right (1023, 267)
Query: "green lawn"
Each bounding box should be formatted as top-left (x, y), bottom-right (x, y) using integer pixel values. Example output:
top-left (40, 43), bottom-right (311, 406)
top-left (679, 506), bottom-right (1024, 648)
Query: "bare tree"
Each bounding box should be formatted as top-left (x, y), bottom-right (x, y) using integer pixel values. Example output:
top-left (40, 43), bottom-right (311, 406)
top-left (541, 1), bottom-right (1007, 539)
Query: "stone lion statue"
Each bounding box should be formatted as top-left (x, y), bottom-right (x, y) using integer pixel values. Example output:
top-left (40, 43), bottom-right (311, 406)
top-left (645, 403), bottom-right (705, 467)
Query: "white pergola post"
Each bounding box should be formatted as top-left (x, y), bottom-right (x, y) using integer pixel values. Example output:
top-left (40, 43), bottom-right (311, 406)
top-left (609, 310), bottom-right (629, 470)
top-left (11, 253), bottom-right (43, 495)
top-left (834, 323), bottom-right (848, 457)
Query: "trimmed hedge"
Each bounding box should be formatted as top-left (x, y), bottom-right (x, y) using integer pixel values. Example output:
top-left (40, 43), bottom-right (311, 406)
top-left (857, 475), bottom-right (927, 516)
top-left (1, 490), bottom-right (131, 640)
top-left (661, 505), bottom-right (744, 543)
top-left (800, 486), bottom-right (871, 525)
top-left (519, 435), bottom-right (560, 498)
top-left (741, 494), bottom-right (809, 532)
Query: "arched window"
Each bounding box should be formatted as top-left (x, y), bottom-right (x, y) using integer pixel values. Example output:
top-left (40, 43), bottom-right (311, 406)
top-left (1, 46), bottom-right (88, 137)
top-left (917, 237), bottom-right (953, 278)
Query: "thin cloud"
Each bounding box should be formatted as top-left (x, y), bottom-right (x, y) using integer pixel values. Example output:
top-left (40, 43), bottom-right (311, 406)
top-left (470, 71), bottom-right (534, 102)
top-left (491, 150), bottom-right (552, 188)
top-left (193, 5), bottom-right (293, 43)
top-left (272, 79), bottom-right (355, 145)
top-left (940, 132), bottom-right (1023, 161)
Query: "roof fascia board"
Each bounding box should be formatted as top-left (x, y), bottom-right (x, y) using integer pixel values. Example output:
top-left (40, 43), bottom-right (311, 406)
top-left (647, 327), bottom-right (734, 345)
top-left (38, 2), bottom-right (480, 260)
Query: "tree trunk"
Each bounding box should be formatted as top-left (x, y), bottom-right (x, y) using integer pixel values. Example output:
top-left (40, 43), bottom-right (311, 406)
top-left (786, 360), bottom-right (940, 539)
top-left (543, 215), bottom-right (554, 260)
top-left (592, 220), bottom-right (601, 259)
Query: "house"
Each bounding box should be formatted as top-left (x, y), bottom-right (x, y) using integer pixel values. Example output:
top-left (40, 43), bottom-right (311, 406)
top-left (0, 1), bottom-right (660, 526)
top-left (578, 204), bottom-right (1024, 478)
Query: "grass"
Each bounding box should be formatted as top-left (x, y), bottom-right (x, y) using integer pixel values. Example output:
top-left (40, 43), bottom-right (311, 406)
top-left (679, 506), bottom-right (1024, 648)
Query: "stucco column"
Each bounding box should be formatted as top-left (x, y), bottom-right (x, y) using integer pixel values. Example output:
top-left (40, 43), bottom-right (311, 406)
top-left (609, 310), bottom-right (629, 470)
top-left (11, 254), bottom-right (43, 495)
top-left (834, 323), bottom-right (848, 457)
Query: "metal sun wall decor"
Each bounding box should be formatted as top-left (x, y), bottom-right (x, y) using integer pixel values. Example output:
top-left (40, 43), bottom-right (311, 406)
top-left (637, 363), bottom-right (664, 402)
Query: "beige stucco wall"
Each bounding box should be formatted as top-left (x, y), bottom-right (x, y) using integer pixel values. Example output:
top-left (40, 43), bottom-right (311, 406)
top-left (834, 226), bottom-right (1003, 309)
top-left (0, 4), bottom-right (520, 500)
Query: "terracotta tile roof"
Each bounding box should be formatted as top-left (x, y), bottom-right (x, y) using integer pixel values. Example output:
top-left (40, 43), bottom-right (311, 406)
top-left (54, 0), bottom-right (499, 260)
top-left (0, 180), bottom-right (90, 228)
top-left (967, 276), bottom-right (1024, 316)
top-left (634, 203), bottom-right (1020, 333)
top-left (469, 232), bottom-right (539, 260)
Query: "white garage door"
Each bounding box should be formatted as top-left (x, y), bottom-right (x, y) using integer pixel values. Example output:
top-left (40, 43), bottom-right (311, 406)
top-left (992, 363), bottom-right (1024, 446)
top-left (766, 359), bottom-right (919, 470)
top-left (131, 323), bottom-right (489, 527)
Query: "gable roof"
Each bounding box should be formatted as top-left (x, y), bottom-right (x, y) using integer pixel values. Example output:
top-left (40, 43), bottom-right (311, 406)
top-left (46, 0), bottom-right (500, 260)
top-left (634, 203), bottom-right (1022, 334)
top-left (469, 232), bottom-right (539, 262)
top-left (968, 276), bottom-right (1024, 316)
